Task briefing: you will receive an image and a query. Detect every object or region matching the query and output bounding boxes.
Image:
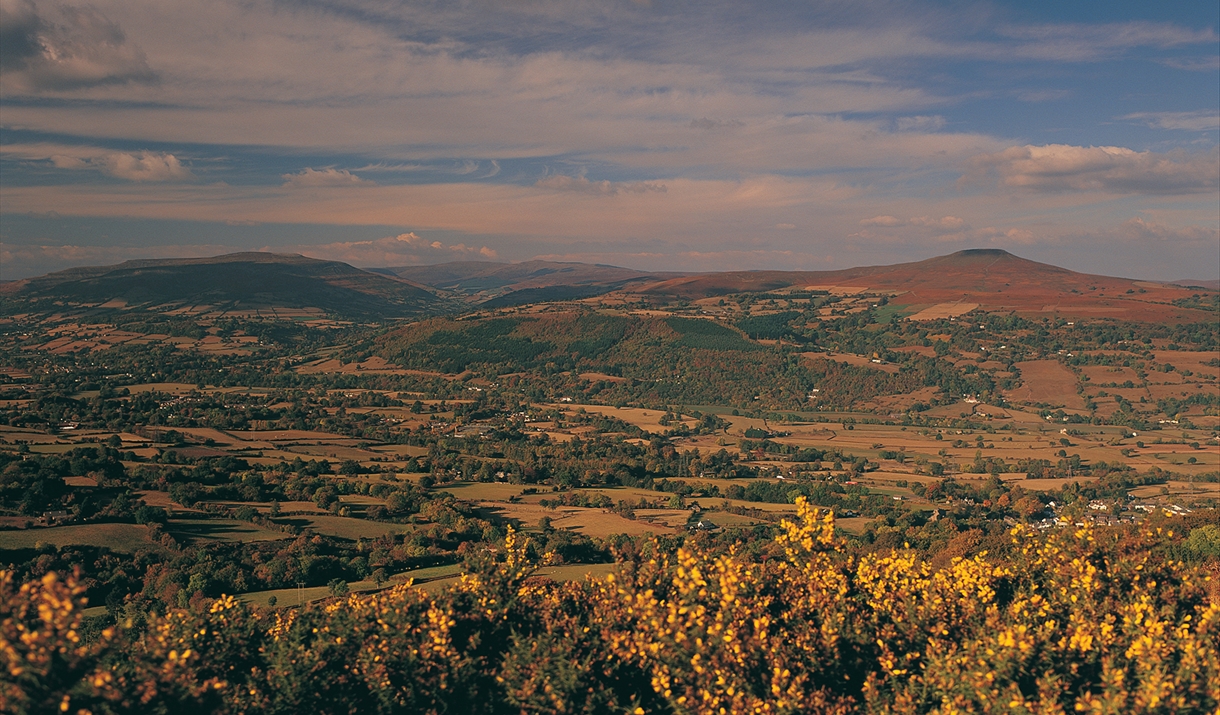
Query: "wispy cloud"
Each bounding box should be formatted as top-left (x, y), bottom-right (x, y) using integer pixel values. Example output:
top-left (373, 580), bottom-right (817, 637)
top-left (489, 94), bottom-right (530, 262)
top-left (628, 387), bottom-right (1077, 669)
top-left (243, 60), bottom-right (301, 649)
top-left (1016, 89), bottom-right (1071, 103)
top-left (1157, 56), bottom-right (1220, 71)
top-left (535, 175), bottom-right (667, 196)
top-left (861, 215), bottom-right (965, 230)
top-left (895, 115), bottom-right (945, 132)
top-left (689, 118), bottom-right (745, 130)
top-left (1121, 111), bottom-right (1220, 131)
top-left (1114, 217), bottom-right (1218, 244)
top-left (998, 22), bottom-right (1218, 61)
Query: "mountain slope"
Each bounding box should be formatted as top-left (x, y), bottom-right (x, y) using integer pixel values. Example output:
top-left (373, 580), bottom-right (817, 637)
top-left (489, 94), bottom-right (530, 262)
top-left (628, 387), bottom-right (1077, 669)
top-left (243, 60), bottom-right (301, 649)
top-left (636, 249), bottom-right (1212, 321)
top-left (377, 259), bottom-right (683, 299)
top-left (8, 252), bottom-right (449, 319)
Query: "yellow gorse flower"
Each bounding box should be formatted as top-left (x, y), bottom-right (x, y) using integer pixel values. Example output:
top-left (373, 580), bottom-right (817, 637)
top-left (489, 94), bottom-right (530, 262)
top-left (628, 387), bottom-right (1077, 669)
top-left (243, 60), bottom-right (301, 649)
top-left (2, 509), bottom-right (1217, 713)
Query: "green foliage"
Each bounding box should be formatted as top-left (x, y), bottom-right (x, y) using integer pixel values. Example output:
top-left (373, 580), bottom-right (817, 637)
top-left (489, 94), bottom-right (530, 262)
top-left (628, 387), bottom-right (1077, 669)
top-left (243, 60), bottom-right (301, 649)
top-left (5, 517), bottom-right (1218, 714)
top-left (664, 317), bottom-right (759, 351)
top-left (736, 310), bottom-right (801, 340)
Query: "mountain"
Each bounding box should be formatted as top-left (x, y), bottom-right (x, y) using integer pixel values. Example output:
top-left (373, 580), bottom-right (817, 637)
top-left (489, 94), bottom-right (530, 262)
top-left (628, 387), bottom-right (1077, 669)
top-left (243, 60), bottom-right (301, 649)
top-left (635, 249), bottom-right (1213, 322)
top-left (5, 252), bottom-right (449, 320)
top-left (1171, 279), bottom-right (1220, 291)
top-left (6, 249), bottom-right (1213, 323)
top-left (374, 260), bottom-right (685, 302)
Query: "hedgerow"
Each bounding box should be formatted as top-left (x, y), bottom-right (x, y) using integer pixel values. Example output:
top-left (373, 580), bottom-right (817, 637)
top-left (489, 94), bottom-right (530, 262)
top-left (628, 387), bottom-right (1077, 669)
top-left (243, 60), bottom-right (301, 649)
top-left (3, 500), bottom-right (1217, 714)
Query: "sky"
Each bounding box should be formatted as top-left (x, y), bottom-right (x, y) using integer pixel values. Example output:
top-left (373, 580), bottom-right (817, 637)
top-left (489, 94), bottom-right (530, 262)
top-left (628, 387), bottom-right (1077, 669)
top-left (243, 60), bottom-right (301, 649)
top-left (1, 0), bottom-right (1217, 281)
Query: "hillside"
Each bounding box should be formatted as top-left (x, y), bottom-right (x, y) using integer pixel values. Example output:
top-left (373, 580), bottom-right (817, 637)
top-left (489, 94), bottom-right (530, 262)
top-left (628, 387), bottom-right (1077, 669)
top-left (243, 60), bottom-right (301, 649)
top-left (373, 310), bottom-right (998, 409)
top-left (5, 252), bottom-right (448, 320)
top-left (376, 259), bottom-right (682, 303)
top-left (635, 248), bottom-right (1213, 322)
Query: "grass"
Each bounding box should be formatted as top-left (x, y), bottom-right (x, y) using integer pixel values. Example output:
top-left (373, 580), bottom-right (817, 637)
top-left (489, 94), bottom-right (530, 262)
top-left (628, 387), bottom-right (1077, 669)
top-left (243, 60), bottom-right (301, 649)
top-left (558, 403), bottom-right (698, 433)
top-left (534, 563), bottom-right (618, 581)
top-left (272, 514), bottom-right (414, 540)
top-left (436, 482), bottom-right (535, 500)
top-left (167, 518), bottom-right (288, 543)
top-left (237, 564), bottom-right (464, 608)
top-left (0, 523), bottom-right (160, 553)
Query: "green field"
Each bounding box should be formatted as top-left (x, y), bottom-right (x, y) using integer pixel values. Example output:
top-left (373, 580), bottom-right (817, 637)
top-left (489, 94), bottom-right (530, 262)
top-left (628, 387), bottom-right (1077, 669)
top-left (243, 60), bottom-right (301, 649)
top-left (238, 563), bottom-right (463, 607)
top-left (0, 523), bottom-right (160, 553)
top-left (272, 514), bottom-right (415, 540)
top-left (167, 518), bottom-right (287, 543)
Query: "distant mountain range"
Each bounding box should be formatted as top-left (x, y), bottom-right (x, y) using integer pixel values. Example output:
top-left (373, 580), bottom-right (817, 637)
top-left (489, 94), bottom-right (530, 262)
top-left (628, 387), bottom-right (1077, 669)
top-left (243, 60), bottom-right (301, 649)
top-left (2, 252), bottom-right (448, 320)
top-left (371, 259), bottom-right (686, 304)
top-left (2, 249), bottom-right (1214, 322)
top-left (1171, 279), bottom-right (1220, 291)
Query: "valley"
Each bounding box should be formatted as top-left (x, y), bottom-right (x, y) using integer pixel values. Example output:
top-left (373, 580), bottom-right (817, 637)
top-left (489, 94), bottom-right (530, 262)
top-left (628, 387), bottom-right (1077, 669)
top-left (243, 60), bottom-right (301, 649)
top-left (1, 248), bottom-right (1216, 616)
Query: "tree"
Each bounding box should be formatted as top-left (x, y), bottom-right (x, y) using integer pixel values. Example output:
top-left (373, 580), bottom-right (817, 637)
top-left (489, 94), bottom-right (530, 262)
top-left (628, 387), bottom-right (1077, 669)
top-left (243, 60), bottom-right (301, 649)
top-left (313, 486), bottom-right (338, 509)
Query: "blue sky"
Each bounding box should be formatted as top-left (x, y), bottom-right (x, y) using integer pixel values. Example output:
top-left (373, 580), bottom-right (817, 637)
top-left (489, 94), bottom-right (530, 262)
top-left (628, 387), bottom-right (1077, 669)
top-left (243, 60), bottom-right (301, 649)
top-left (1, 0), bottom-right (1216, 280)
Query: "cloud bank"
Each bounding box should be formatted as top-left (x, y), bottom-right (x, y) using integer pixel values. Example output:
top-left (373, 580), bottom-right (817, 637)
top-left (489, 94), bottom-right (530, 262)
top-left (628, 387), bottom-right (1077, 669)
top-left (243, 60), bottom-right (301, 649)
top-left (0, 0), bottom-right (155, 91)
top-left (1, 143), bottom-right (191, 181)
top-left (968, 145), bottom-right (1219, 194)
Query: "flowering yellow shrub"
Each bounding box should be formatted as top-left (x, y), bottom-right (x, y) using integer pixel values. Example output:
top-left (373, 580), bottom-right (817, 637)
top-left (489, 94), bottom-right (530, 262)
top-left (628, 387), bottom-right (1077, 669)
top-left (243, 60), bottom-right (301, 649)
top-left (2, 503), bottom-right (1217, 714)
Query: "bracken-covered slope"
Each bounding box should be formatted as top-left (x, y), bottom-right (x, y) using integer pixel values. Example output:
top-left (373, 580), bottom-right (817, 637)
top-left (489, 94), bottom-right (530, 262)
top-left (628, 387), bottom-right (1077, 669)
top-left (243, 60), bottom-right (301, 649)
top-left (5, 252), bottom-right (448, 320)
top-left (636, 248), bottom-right (1215, 322)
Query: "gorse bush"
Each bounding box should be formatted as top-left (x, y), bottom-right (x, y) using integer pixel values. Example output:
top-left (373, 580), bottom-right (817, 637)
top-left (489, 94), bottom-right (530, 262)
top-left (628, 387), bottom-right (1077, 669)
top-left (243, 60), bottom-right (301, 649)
top-left (3, 500), bottom-right (1217, 714)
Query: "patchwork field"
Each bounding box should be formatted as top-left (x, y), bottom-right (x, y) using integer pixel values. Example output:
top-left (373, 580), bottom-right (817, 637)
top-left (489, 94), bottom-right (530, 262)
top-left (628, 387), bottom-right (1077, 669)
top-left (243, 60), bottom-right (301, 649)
top-left (0, 523), bottom-right (161, 553)
top-left (551, 403), bottom-right (698, 433)
top-left (1007, 360), bottom-right (1087, 409)
top-left (907, 302), bottom-right (980, 321)
top-left (477, 502), bottom-right (673, 538)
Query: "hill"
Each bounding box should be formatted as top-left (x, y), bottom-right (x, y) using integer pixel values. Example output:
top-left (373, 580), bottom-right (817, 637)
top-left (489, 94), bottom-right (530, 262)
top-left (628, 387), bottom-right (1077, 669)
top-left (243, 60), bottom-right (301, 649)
top-left (373, 310), bottom-right (998, 408)
top-left (635, 248), bottom-right (1214, 322)
top-left (5, 252), bottom-right (449, 320)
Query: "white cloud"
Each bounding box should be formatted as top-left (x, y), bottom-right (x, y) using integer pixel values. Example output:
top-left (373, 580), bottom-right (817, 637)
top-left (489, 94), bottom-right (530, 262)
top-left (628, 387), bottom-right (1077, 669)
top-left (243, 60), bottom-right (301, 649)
top-left (966, 144), bottom-right (1219, 195)
top-left (1, 142), bottom-right (191, 181)
top-left (99, 151), bottom-right (190, 181)
top-left (286, 232), bottom-right (497, 266)
top-left (1121, 111), bottom-right (1220, 131)
top-left (535, 175), bottom-right (667, 196)
top-left (281, 168), bottom-right (374, 188)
